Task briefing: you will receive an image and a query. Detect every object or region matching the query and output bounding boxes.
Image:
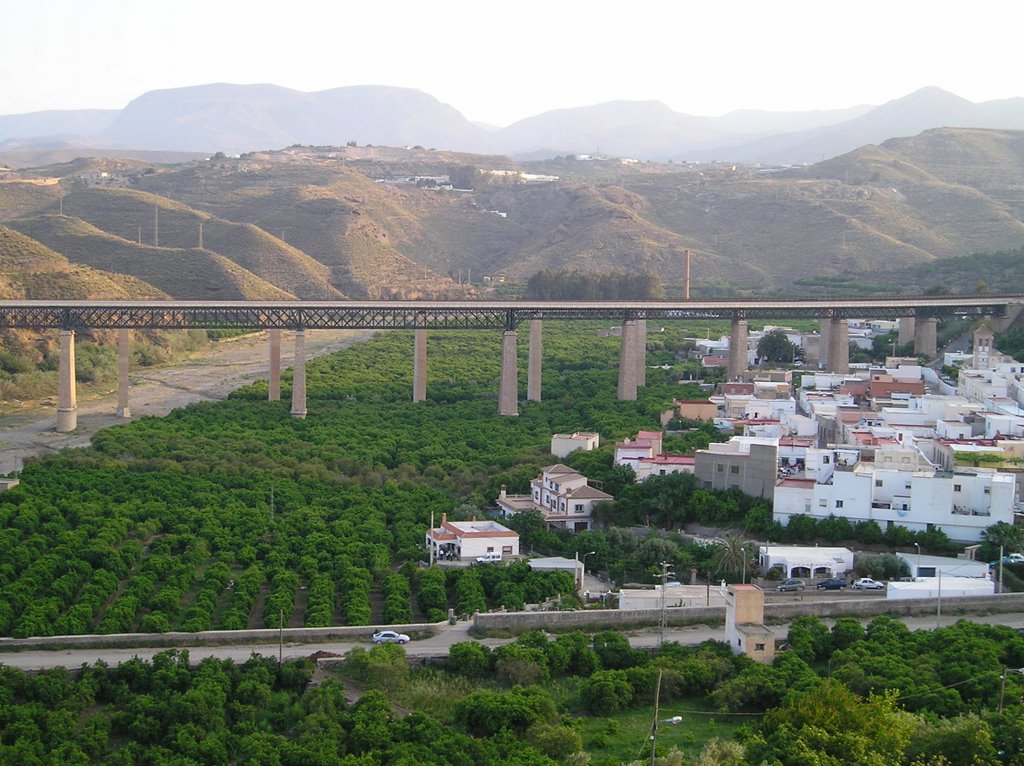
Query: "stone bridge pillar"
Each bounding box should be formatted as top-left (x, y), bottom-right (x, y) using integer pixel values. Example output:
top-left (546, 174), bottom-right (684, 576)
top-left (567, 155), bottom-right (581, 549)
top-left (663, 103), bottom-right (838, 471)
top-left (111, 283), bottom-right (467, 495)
top-left (617, 319), bottom-right (638, 400)
top-left (828, 317), bottom-right (849, 374)
top-left (117, 328), bottom-right (131, 418)
top-left (818, 318), bottom-right (831, 368)
top-left (56, 329), bottom-right (77, 432)
top-left (728, 318), bottom-right (748, 382)
top-left (897, 317), bottom-right (915, 349)
top-left (413, 326), bottom-right (427, 403)
top-left (290, 329), bottom-right (307, 419)
top-left (527, 319), bottom-right (542, 402)
top-left (914, 317), bottom-right (938, 358)
top-left (499, 330), bottom-right (519, 416)
top-left (268, 329), bottom-right (281, 401)
top-left (635, 318), bottom-right (647, 388)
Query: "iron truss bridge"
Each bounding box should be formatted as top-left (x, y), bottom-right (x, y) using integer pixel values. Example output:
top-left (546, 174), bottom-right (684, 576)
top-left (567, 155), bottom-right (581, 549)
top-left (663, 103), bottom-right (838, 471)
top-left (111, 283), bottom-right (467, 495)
top-left (0, 296), bottom-right (1020, 331)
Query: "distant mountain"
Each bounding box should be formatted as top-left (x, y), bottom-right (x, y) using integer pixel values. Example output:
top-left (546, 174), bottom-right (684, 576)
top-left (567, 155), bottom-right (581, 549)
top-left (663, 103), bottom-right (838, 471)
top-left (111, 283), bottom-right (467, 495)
top-left (3, 84), bottom-right (1024, 164)
top-left (692, 87), bottom-right (1024, 165)
top-left (0, 109), bottom-right (119, 142)
top-left (100, 83), bottom-right (494, 155)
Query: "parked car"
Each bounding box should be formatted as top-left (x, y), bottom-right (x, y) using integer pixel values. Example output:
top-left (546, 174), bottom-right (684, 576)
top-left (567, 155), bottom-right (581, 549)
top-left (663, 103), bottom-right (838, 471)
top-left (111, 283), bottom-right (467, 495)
top-left (371, 630), bottom-right (410, 645)
top-left (776, 578), bottom-right (805, 592)
top-left (475, 552), bottom-right (502, 563)
top-left (852, 577), bottom-right (885, 590)
top-left (816, 578), bottom-right (848, 590)
top-left (990, 553), bottom-right (1024, 567)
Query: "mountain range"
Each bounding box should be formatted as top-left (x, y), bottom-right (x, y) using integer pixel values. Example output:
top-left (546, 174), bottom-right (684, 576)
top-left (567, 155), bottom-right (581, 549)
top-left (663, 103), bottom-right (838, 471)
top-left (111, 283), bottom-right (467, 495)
top-left (3, 84), bottom-right (1024, 165)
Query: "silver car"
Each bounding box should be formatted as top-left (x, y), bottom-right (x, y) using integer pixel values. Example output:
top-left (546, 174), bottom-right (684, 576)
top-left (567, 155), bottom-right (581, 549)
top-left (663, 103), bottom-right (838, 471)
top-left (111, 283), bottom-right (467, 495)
top-left (776, 578), bottom-right (805, 592)
top-left (371, 630), bottom-right (410, 644)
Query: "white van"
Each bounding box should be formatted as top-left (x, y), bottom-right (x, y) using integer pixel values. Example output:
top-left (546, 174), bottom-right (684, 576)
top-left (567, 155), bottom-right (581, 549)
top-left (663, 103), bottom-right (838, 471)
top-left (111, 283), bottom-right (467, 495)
top-left (475, 552), bottom-right (502, 563)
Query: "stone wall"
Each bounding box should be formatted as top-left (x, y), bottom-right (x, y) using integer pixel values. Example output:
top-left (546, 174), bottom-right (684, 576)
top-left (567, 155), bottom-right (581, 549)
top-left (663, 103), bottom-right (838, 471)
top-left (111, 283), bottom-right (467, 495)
top-left (473, 592), bottom-right (1024, 632)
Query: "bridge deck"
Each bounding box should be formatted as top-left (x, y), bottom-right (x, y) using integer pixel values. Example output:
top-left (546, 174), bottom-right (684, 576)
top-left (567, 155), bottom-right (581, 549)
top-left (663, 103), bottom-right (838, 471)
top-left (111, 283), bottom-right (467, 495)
top-left (0, 296), bottom-right (1019, 330)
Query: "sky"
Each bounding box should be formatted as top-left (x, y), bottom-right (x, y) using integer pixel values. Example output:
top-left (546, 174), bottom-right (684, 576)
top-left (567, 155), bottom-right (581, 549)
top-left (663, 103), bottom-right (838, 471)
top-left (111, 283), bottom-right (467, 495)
top-left (3, 0), bottom-right (1024, 127)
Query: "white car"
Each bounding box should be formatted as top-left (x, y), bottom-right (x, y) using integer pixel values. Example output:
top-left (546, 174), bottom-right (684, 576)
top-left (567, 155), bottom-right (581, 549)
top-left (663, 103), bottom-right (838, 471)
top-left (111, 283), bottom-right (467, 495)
top-left (371, 630), bottom-right (410, 645)
top-left (476, 552), bottom-right (502, 563)
top-left (852, 577), bottom-right (885, 590)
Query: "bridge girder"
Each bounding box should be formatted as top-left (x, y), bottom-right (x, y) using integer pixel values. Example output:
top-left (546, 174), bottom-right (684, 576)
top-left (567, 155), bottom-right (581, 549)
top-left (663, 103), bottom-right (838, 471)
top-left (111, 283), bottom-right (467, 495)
top-left (0, 297), bottom-right (1016, 332)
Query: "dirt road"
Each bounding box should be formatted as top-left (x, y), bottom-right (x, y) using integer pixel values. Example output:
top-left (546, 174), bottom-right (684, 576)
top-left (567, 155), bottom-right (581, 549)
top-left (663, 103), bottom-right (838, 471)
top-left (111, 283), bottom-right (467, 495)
top-left (0, 329), bottom-right (375, 474)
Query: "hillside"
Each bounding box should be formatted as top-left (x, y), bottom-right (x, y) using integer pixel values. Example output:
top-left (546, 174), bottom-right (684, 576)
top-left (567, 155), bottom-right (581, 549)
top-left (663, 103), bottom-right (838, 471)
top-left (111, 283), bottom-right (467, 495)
top-left (5, 215), bottom-right (294, 300)
top-left (52, 187), bottom-right (345, 299)
top-left (0, 225), bottom-right (166, 301)
top-left (0, 128), bottom-right (1023, 297)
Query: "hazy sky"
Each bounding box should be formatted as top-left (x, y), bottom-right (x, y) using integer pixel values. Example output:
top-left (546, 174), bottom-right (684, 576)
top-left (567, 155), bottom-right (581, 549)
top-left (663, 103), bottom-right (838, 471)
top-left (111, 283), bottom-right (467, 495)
top-left (4, 0), bottom-right (1022, 126)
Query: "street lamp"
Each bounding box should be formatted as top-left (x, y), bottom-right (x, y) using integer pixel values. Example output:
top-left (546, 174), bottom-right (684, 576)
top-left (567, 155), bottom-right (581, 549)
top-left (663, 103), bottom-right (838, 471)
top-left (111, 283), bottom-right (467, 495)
top-left (582, 550), bottom-right (597, 593)
top-left (913, 543), bottom-right (921, 580)
top-left (576, 550), bottom-right (596, 594)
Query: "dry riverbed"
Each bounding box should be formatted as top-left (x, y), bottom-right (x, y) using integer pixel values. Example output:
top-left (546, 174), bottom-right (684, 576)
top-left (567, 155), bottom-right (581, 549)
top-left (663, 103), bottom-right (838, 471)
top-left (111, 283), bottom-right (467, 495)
top-left (0, 329), bottom-right (374, 475)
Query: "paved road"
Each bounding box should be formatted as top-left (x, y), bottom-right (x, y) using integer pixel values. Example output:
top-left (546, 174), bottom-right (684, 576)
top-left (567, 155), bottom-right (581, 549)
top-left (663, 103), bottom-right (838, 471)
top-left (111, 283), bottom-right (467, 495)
top-left (3, 612), bottom-right (1023, 672)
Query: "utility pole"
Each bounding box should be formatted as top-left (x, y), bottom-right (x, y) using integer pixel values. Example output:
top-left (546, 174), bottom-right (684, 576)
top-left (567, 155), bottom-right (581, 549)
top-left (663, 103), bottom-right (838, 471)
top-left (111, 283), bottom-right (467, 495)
top-left (659, 561), bottom-right (673, 646)
top-left (198, 222), bottom-right (203, 249)
top-left (154, 203), bottom-right (159, 247)
top-left (278, 608), bottom-right (284, 665)
top-left (648, 669), bottom-right (663, 766)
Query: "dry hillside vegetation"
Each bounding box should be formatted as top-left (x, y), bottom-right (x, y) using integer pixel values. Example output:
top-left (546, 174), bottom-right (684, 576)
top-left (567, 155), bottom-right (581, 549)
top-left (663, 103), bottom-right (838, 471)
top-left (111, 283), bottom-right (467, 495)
top-left (6, 215), bottom-right (292, 300)
top-left (0, 127), bottom-right (1023, 296)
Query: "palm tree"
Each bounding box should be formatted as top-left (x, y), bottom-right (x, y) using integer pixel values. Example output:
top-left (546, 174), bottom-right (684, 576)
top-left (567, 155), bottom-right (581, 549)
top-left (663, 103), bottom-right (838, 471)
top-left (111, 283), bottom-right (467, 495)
top-left (709, 534), bottom-right (758, 583)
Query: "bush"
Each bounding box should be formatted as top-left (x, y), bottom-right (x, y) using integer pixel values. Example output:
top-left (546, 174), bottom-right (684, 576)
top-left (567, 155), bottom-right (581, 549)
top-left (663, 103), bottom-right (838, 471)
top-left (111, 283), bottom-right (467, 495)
top-left (448, 641), bottom-right (491, 678)
top-left (581, 670), bottom-right (633, 714)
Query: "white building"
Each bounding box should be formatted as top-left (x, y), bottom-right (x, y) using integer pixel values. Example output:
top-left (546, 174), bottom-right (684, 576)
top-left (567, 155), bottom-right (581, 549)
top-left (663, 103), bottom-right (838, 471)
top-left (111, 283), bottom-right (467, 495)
top-left (894, 552), bottom-right (990, 580)
top-left (774, 456), bottom-right (1017, 542)
top-left (551, 431), bottom-right (600, 459)
top-left (887, 577), bottom-right (994, 600)
top-left (425, 514), bottom-right (520, 562)
top-left (496, 464), bottom-right (612, 532)
top-left (758, 545), bottom-right (854, 579)
top-left (614, 431), bottom-right (695, 481)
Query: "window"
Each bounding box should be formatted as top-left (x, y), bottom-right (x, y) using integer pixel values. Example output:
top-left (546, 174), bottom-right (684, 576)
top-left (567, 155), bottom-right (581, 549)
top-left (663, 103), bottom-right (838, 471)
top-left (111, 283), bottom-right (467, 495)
top-left (819, 499), bottom-right (827, 507)
top-left (755, 643), bottom-right (766, 651)
top-left (823, 455), bottom-right (830, 463)
top-left (502, 545), bottom-right (513, 554)
top-left (659, 469), bottom-right (666, 476)
top-left (836, 500), bottom-right (844, 508)
top-left (954, 484), bottom-right (962, 492)
top-left (984, 487), bottom-right (990, 495)
top-left (905, 483), bottom-right (912, 490)
top-left (717, 465), bottom-right (724, 473)
top-left (730, 465), bottom-right (740, 474)
top-left (875, 479), bottom-right (883, 487)
top-left (574, 503), bottom-right (584, 513)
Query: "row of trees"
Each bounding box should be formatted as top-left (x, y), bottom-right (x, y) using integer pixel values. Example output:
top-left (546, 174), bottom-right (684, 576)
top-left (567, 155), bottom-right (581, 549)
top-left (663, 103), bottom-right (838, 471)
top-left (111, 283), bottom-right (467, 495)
top-left (526, 269), bottom-right (665, 300)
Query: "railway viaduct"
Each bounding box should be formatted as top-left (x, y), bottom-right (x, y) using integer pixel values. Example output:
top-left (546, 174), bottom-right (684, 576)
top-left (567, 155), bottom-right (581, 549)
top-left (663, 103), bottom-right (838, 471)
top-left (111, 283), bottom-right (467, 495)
top-left (1, 296), bottom-right (1022, 432)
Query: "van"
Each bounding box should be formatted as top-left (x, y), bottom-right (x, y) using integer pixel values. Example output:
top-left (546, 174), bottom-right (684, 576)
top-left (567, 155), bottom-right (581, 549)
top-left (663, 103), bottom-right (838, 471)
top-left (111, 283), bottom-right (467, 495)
top-left (476, 552), bottom-right (502, 563)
